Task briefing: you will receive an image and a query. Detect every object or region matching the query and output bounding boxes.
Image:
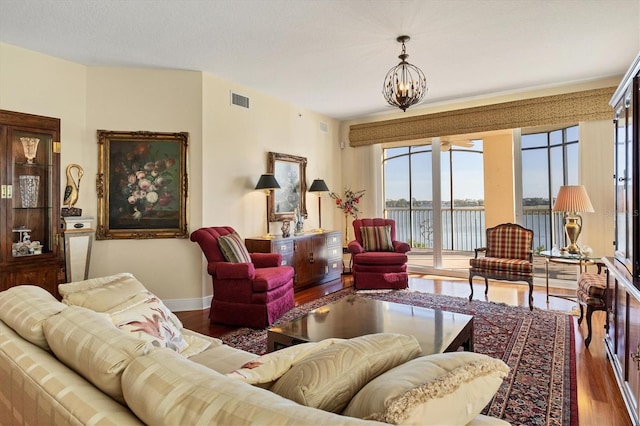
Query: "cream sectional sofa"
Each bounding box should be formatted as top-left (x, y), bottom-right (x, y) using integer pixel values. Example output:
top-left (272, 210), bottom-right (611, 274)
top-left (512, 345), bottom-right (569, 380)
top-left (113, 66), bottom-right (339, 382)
top-left (0, 273), bottom-right (511, 426)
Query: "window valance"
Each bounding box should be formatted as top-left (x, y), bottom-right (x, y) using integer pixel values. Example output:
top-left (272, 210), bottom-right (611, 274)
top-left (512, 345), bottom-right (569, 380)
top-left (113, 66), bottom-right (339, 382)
top-left (348, 87), bottom-right (615, 147)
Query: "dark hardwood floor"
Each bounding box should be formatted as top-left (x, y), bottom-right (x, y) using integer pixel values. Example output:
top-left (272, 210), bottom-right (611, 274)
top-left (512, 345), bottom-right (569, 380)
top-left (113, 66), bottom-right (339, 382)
top-left (175, 274), bottom-right (631, 426)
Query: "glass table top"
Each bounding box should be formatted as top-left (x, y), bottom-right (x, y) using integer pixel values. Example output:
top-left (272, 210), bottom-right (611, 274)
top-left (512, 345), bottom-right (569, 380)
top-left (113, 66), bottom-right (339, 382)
top-left (268, 295), bottom-right (473, 355)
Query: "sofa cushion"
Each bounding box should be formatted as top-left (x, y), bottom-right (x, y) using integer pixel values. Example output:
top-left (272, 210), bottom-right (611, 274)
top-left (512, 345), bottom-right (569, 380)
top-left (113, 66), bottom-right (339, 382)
top-left (343, 352), bottom-right (509, 425)
top-left (0, 321), bottom-right (143, 425)
top-left (361, 225), bottom-right (394, 252)
top-left (270, 333), bottom-right (421, 413)
top-left (0, 285), bottom-right (67, 351)
top-left (218, 231), bottom-right (252, 263)
top-left (122, 348), bottom-right (369, 426)
top-left (42, 305), bottom-right (153, 404)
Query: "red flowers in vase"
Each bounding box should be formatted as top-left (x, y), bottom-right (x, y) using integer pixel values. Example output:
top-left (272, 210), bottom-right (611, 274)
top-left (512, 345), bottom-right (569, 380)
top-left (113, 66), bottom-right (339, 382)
top-left (329, 188), bottom-right (365, 219)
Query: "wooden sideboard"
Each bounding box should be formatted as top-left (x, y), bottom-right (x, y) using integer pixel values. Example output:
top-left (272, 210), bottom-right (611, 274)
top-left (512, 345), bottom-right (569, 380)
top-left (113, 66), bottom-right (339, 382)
top-left (245, 231), bottom-right (342, 290)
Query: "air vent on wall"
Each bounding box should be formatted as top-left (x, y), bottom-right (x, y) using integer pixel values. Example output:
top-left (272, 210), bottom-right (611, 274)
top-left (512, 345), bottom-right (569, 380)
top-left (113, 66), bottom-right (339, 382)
top-left (319, 121), bottom-right (329, 133)
top-left (230, 92), bottom-right (250, 109)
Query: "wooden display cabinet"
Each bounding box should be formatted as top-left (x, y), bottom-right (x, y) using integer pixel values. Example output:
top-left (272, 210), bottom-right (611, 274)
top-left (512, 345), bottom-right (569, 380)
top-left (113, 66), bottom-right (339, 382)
top-left (606, 52), bottom-right (640, 426)
top-left (245, 231), bottom-right (342, 290)
top-left (0, 110), bottom-right (65, 298)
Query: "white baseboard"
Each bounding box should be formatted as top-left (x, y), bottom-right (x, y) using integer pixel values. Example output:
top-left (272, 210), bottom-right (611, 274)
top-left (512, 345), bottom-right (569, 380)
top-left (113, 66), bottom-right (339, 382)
top-left (163, 295), bottom-right (212, 312)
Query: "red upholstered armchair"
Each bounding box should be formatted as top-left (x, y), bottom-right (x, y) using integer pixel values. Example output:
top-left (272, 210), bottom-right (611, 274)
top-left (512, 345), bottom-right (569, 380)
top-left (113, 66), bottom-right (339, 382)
top-left (190, 226), bottom-right (294, 328)
top-left (348, 218), bottom-right (411, 289)
top-left (469, 223), bottom-right (534, 310)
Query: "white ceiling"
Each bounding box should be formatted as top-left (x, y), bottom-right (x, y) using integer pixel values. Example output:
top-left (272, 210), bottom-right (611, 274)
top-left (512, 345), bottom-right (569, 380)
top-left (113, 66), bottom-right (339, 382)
top-left (1, 0), bottom-right (639, 120)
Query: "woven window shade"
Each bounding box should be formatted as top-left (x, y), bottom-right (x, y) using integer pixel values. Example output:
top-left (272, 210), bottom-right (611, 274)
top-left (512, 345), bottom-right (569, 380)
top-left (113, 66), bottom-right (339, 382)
top-left (348, 87), bottom-right (615, 147)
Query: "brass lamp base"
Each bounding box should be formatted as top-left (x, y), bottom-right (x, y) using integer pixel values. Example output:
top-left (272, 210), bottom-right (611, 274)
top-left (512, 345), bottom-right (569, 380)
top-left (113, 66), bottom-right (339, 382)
top-left (564, 215), bottom-right (582, 254)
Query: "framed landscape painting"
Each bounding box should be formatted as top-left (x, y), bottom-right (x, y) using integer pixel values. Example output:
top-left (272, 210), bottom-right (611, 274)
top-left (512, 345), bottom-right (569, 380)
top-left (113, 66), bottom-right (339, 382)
top-left (267, 152), bottom-right (307, 221)
top-left (96, 130), bottom-right (189, 240)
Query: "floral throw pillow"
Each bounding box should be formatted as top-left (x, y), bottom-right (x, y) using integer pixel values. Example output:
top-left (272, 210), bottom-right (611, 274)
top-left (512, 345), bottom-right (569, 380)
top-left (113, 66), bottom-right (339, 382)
top-left (361, 225), bottom-right (394, 252)
top-left (218, 232), bottom-right (252, 263)
top-left (107, 292), bottom-right (188, 352)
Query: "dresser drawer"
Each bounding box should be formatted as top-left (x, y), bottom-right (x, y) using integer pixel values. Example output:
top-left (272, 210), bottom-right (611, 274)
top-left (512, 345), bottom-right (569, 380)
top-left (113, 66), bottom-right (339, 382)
top-left (325, 232), bottom-right (342, 249)
top-left (273, 240), bottom-right (294, 256)
top-left (326, 258), bottom-right (343, 275)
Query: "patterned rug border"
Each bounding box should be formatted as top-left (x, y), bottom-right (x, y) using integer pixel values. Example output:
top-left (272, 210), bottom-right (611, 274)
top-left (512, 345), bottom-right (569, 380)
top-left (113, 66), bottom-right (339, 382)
top-left (219, 287), bottom-right (578, 426)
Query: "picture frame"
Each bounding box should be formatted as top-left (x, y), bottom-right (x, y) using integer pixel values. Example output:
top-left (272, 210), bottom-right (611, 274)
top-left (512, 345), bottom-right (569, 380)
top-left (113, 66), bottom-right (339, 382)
top-left (267, 152), bottom-right (307, 222)
top-left (96, 130), bottom-right (189, 240)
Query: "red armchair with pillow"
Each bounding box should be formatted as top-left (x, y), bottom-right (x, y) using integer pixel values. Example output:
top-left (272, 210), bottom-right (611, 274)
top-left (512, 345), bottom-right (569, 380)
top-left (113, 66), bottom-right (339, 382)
top-left (348, 218), bottom-right (411, 290)
top-left (190, 226), bottom-right (295, 328)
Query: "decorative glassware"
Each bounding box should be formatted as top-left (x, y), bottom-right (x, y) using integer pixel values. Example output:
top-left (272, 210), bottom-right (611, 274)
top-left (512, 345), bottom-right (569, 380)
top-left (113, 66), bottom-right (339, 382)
top-left (19, 175), bottom-right (39, 208)
top-left (20, 137), bottom-right (40, 164)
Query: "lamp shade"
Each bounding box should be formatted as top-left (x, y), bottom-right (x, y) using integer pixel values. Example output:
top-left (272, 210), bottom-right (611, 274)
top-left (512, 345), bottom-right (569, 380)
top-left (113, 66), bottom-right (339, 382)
top-left (255, 174), bottom-right (280, 190)
top-left (552, 185), bottom-right (595, 213)
top-left (308, 179), bottom-right (329, 192)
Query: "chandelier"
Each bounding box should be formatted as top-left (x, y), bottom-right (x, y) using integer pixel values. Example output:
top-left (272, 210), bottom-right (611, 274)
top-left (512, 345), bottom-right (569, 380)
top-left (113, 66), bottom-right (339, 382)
top-left (382, 35), bottom-right (427, 111)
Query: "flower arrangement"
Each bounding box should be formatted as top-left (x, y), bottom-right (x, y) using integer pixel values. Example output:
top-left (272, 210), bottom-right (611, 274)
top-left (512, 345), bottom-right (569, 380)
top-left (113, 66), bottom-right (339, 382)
top-left (111, 142), bottom-right (178, 221)
top-left (329, 188), bottom-right (366, 219)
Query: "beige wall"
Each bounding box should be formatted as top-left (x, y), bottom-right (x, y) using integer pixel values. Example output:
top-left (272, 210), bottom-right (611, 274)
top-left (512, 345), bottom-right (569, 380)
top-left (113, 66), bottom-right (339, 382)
top-left (0, 42), bottom-right (342, 309)
top-left (483, 133), bottom-right (515, 227)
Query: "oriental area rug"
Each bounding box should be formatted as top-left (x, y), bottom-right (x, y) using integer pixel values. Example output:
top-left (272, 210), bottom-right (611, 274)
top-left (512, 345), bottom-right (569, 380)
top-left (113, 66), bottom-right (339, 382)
top-left (220, 287), bottom-right (577, 426)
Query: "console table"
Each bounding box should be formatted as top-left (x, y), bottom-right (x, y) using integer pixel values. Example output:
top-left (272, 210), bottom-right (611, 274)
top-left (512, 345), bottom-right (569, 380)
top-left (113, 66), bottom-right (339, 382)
top-left (245, 231), bottom-right (342, 291)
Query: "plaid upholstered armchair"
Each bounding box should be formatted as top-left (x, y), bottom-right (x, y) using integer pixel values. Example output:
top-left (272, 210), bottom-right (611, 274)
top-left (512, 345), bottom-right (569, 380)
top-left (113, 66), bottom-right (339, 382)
top-left (469, 223), bottom-right (534, 310)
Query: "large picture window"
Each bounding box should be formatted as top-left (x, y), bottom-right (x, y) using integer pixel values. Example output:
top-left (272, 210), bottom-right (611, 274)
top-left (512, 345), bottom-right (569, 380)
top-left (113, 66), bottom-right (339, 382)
top-left (383, 140), bottom-right (484, 271)
top-left (521, 125), bottom-right (579, 251)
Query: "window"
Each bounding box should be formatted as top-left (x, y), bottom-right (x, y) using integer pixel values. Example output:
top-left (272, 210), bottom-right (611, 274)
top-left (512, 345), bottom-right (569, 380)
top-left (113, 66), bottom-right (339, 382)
top-left (521, 125), bottom-right (579, 251)
top-left (383, 140), bottom-right (484, 271)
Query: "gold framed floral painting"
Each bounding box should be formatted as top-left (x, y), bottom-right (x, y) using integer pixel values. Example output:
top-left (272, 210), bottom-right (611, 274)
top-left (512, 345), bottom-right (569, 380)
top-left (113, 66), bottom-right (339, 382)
top-left (96, 130), bottom-right (188, 240)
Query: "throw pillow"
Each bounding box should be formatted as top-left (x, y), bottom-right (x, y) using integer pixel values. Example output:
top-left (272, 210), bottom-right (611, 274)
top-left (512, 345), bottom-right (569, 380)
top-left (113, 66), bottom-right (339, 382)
top-left (218, 232), bottom-right (252, 263)
top-left (58, 272), bottom-right (148, 312)
top-left (226, 338), bottom-right (343, 385)
top-left (361, 225), bottom-right (394, 252)
top-left (343, 352), bottom-right (510, 425)
top-left (0, 285), bottom-right (67, 350)
top-left (58, 272), bottom-right (188, 353)
top-left (42, 305), bottom-right (153, 404)
top-left (270, 333), bottom-right (421, 413)
top-left (107, 291), bottom-right (188, 352)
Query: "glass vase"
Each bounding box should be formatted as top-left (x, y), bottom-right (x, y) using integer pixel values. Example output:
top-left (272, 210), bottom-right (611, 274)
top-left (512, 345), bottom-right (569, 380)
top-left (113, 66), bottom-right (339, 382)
top-left (19, 175), bottom-right (39, 208)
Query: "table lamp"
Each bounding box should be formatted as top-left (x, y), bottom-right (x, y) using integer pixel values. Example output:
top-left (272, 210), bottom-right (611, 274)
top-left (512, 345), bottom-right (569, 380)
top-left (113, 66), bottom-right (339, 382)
top-left (552, 185), bottom-right (594, 254)
top-left (308, 179), bottom-right (329, 232)
top-left (255, 174), bottom-right (280, 238)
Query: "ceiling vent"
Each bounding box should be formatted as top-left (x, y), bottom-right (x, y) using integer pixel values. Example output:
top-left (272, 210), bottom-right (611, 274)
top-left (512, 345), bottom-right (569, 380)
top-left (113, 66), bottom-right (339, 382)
top-left (319, 121), bottom-right (329, 133)
top-left (230, 92), bottom-right (250, 109)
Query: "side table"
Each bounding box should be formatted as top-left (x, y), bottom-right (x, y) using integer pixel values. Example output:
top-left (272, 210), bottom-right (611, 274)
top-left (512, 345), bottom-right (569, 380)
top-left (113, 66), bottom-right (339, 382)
top-left (342, 246), bottom-right (353, 274)
top-left (539, 250), bottom-right (601, 302)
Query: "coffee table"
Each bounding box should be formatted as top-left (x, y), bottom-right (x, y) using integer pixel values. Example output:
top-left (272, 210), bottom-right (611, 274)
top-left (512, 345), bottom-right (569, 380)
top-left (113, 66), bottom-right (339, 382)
top-left (267, 295), bottom-right (474, 354)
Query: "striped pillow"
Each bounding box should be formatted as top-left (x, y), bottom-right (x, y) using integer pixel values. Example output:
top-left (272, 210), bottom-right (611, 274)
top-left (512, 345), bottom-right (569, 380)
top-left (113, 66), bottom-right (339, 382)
top-left (218, 232), bottom-right (252, 263)
top-left (361, 226), bottom-right (394, 252)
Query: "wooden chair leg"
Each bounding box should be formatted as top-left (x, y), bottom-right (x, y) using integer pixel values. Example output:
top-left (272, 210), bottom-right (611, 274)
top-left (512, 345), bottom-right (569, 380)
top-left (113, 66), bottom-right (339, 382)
top-left (528, 280), bottom-right (534, 311)
top-left (585, 305), bottom-right (595, 348)
top-left (578, 304), bottom-right (584, 325)
top-left (484, 278), bottom-right (489, 295)
top-left (468, 275), bottom-right (474, 301)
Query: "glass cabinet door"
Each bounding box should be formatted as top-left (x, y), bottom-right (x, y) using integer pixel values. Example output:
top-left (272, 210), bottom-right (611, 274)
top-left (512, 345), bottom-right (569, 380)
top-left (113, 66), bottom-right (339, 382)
top-left (9, 128), bottom-right (56, 259)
